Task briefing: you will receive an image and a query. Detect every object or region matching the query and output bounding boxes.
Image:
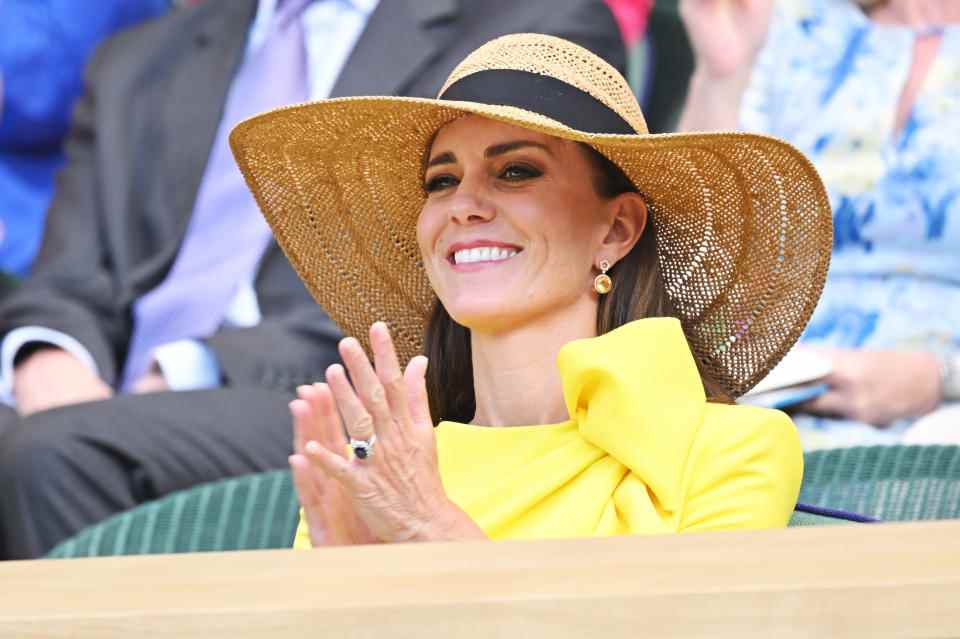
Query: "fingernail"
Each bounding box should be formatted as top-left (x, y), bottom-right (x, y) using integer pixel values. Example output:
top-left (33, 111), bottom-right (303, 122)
top-left (305, 440), bottom-right (321, 454)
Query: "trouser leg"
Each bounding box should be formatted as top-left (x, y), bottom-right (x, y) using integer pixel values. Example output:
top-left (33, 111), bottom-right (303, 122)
top-left (0, 388), bottom-right (293, 559)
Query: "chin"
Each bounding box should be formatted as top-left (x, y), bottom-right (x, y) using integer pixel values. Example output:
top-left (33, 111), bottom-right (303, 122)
top-left (442, 293), bottom-right (526, 334)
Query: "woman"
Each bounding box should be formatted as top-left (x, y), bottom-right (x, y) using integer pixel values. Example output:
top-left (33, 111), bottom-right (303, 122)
top-left (679, 0), bottom-right (960, 447)
top-left (229, 34), bottom-right (832, 546)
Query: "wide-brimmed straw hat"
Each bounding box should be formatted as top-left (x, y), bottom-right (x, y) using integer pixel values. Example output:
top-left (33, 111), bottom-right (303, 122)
top-left (229, 33), bottom-right (832, 398)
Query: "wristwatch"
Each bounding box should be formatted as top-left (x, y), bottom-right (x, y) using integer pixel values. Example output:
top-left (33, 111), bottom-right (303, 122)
top-left (936, 352), bottom-right (960, 402)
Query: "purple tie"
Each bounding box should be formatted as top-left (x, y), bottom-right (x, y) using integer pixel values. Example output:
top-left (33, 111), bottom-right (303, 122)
top-left (123, 0), bottom-right (310, 388)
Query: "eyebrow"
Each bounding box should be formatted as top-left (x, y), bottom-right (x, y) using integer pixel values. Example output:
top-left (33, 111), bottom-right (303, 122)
top-left (484, 140), bottom-right (554, 158)
top-left (425, 139), bottom-right (554, 169)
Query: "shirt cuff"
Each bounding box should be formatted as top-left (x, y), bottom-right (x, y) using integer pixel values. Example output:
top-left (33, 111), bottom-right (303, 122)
top-left (151, 339), bottom-right (222, 392)
top-left (0, 326), bottom-right (100, 407)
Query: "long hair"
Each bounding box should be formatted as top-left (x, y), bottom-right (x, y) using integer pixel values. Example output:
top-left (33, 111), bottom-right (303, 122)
top-left (423, 143), bottom-right (730, 424)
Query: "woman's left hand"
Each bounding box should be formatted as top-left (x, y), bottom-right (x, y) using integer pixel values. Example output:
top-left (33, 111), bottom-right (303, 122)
top-left (303, 321), bottom-right (486, 543)
top-left (799, 348), bottom-right (942, 427)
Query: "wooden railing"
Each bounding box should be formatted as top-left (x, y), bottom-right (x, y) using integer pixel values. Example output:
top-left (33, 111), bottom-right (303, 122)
top-left (3, 520), bottom-right (960, 638)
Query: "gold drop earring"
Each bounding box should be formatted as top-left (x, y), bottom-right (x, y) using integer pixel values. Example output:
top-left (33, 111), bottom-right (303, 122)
top-left (593, 259), bottom-right (612, 295)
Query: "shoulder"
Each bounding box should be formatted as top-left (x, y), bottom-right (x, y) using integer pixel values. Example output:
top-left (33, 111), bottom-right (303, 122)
top-left (695, 402), bottom-right (801, 464)
top-left (678, 403), bottom-right (804, 529)
top-left (685, 402), bottom-right (803, 497)
top-left (88, 0), bottom-right (253, 78)
top-left (767, 0), bottom-right (865, 44)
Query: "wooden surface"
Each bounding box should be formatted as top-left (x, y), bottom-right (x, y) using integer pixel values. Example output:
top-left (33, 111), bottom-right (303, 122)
top-left (3, 520), bottom-right (960, 638)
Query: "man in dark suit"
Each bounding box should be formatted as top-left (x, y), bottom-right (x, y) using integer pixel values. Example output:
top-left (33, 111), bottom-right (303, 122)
top-left (0, 0), bottom-right (624, 559)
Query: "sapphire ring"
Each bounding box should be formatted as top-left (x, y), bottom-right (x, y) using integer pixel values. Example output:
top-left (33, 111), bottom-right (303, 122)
top-left (349, 434), bottom-right (377, 460)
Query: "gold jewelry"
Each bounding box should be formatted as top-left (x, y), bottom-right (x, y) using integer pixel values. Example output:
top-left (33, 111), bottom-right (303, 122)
top-left (593, 259), bottom-right (612, 295)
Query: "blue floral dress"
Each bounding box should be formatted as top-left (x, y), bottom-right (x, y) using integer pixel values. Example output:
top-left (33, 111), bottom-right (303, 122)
top-left (740, 0), bottom-right (960, 447)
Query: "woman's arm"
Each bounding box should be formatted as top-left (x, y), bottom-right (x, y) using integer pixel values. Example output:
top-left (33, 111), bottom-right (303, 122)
top-left (676, 0), bottom-right (775, 132)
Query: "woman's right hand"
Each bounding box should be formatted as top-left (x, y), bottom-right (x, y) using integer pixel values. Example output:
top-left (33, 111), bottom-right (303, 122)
top-left (679, 0), bottom-right (775, 79)
top-left (289, 384), bottom-right (379, 547)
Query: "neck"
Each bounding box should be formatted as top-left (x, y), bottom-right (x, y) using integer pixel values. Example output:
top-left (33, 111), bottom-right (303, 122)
top-left (469, 299), bottom-right (598, 427)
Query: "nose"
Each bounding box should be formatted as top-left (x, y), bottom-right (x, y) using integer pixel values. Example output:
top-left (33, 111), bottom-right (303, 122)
top-left (447, 174), bottom-right (495, 225)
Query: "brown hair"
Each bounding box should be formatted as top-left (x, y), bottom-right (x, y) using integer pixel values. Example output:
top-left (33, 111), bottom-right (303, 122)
top-left (423, 143), bottom-right (730, 424)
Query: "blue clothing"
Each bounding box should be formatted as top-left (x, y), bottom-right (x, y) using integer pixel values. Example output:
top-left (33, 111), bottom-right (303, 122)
top-left (741, 0), bottom-right (960, 446)
top-left (0, 0), bottom-right (171, 276)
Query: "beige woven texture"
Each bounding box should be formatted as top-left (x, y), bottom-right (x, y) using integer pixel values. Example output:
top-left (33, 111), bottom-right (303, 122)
top-left (230, 34), bottom-right (833, 398)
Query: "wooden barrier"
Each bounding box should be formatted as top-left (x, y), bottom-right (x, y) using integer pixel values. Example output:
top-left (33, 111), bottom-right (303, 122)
top-left (3, 520), bottom-right (960, 638)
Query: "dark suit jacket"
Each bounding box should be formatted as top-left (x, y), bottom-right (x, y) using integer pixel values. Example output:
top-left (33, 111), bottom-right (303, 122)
top-left (0, 0), bottom-right (625, 393)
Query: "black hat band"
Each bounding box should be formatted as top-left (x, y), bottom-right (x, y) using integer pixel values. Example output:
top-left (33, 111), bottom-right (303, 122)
top-left (439, 69), bottom-right (636, 136)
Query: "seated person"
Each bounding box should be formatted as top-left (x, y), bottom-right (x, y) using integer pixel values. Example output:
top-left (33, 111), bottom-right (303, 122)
top-left (0, 0), bottom-right (625, 561)
top-left (228, 33), bottom-right (833, 544)
top-left (0, 0), bottom-right (170, 279)
top-left (678, 0), bottom-right (960, 447)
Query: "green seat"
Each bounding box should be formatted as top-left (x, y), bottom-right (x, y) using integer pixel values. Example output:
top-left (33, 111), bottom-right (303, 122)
top-left (46, 445), bottom-right (960, 558)
top-left (799, 445), bottom-right (960, 521)
top-left (787, 509), bottom-right (852, 527)
top-left (46, 469), bottom-right (299, 559)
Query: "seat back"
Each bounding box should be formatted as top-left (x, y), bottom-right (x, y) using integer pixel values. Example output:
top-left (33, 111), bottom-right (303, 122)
top-left (46, 470), bottom-right (298, 558)
top-left (800, 445), bottom-right (960, 521)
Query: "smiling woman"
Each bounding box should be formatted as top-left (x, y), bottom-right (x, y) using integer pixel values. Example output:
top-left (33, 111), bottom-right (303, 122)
top-left (229, 34), bottom-right (834, 546)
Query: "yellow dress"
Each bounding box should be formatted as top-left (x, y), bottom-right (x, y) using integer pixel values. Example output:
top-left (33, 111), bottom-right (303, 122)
top-left (294, 318), bottom-right (802, 547)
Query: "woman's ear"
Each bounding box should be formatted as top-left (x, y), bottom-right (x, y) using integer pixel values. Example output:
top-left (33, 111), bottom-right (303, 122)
top-left (601, 193), bottom-right (647, 262)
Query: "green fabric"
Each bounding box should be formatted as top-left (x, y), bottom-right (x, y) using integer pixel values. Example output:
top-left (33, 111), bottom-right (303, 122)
top-left (787, 510), bottom-right (853, 527)
top-left (800, 445), bottom-right (960, 521)
top-left (0, 271), bottom-right (19, 300)
top-left (46, 470), bottom-right (299, 559)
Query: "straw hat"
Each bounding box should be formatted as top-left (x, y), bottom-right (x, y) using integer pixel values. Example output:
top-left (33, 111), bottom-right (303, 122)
top-left (229, 33), bottom-right (832, 398)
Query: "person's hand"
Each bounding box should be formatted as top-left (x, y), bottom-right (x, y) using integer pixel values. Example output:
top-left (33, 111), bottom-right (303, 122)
top-left (679, 0), bottom-right (775, 79)
top-left (289, 383), bottom-right (379, 546)
top-left (13, 348), bottom-right (113, 416)
top-left (299, 321), bottom-right (485, 544)
top-left (798, 348), bottom-right (942, 427)
top-left (131, 362), bottom-right (171, 394)
top-left (871, 0), bottom-right (960, 29)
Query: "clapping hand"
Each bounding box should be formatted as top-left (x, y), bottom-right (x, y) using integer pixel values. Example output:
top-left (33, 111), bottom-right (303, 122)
top-left (288, 322), bottom-right (484, 546)
top-left (679, 0), bottom-right (775, 79)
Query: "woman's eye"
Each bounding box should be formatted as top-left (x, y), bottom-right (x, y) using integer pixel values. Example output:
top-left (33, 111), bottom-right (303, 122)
top-left (500, 164), bottom-right (542, 181)
top-left (424, 174), bottom-right (458, 193)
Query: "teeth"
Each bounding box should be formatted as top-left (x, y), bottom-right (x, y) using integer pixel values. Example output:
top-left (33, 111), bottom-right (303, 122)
top-left (453, 247), bottom-right (519, 265)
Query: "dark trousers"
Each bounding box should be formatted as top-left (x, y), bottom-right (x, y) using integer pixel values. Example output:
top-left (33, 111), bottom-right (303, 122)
top-left (0, 388), bottom-right (293, 560)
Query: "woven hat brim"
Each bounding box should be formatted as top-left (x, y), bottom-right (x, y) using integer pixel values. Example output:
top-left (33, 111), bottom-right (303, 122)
top-left (230, 96), bottom-right (833, 397)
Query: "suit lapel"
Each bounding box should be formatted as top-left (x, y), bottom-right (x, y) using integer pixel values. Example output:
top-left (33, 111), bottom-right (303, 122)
top-left (330, 0), bottom-right (460, 97)
top-left (124, 0), bottom-right (256, 298)
top-left (161, 0), bottom-right (257, 237)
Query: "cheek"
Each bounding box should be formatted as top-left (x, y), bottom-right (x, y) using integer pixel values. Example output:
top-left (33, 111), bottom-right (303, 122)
top-left (415, 204), bottom-right (446, 289)
top-left (415, 204), bottom-right (439, 257)
top-left (536, 195), bottom-right (604, 264)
